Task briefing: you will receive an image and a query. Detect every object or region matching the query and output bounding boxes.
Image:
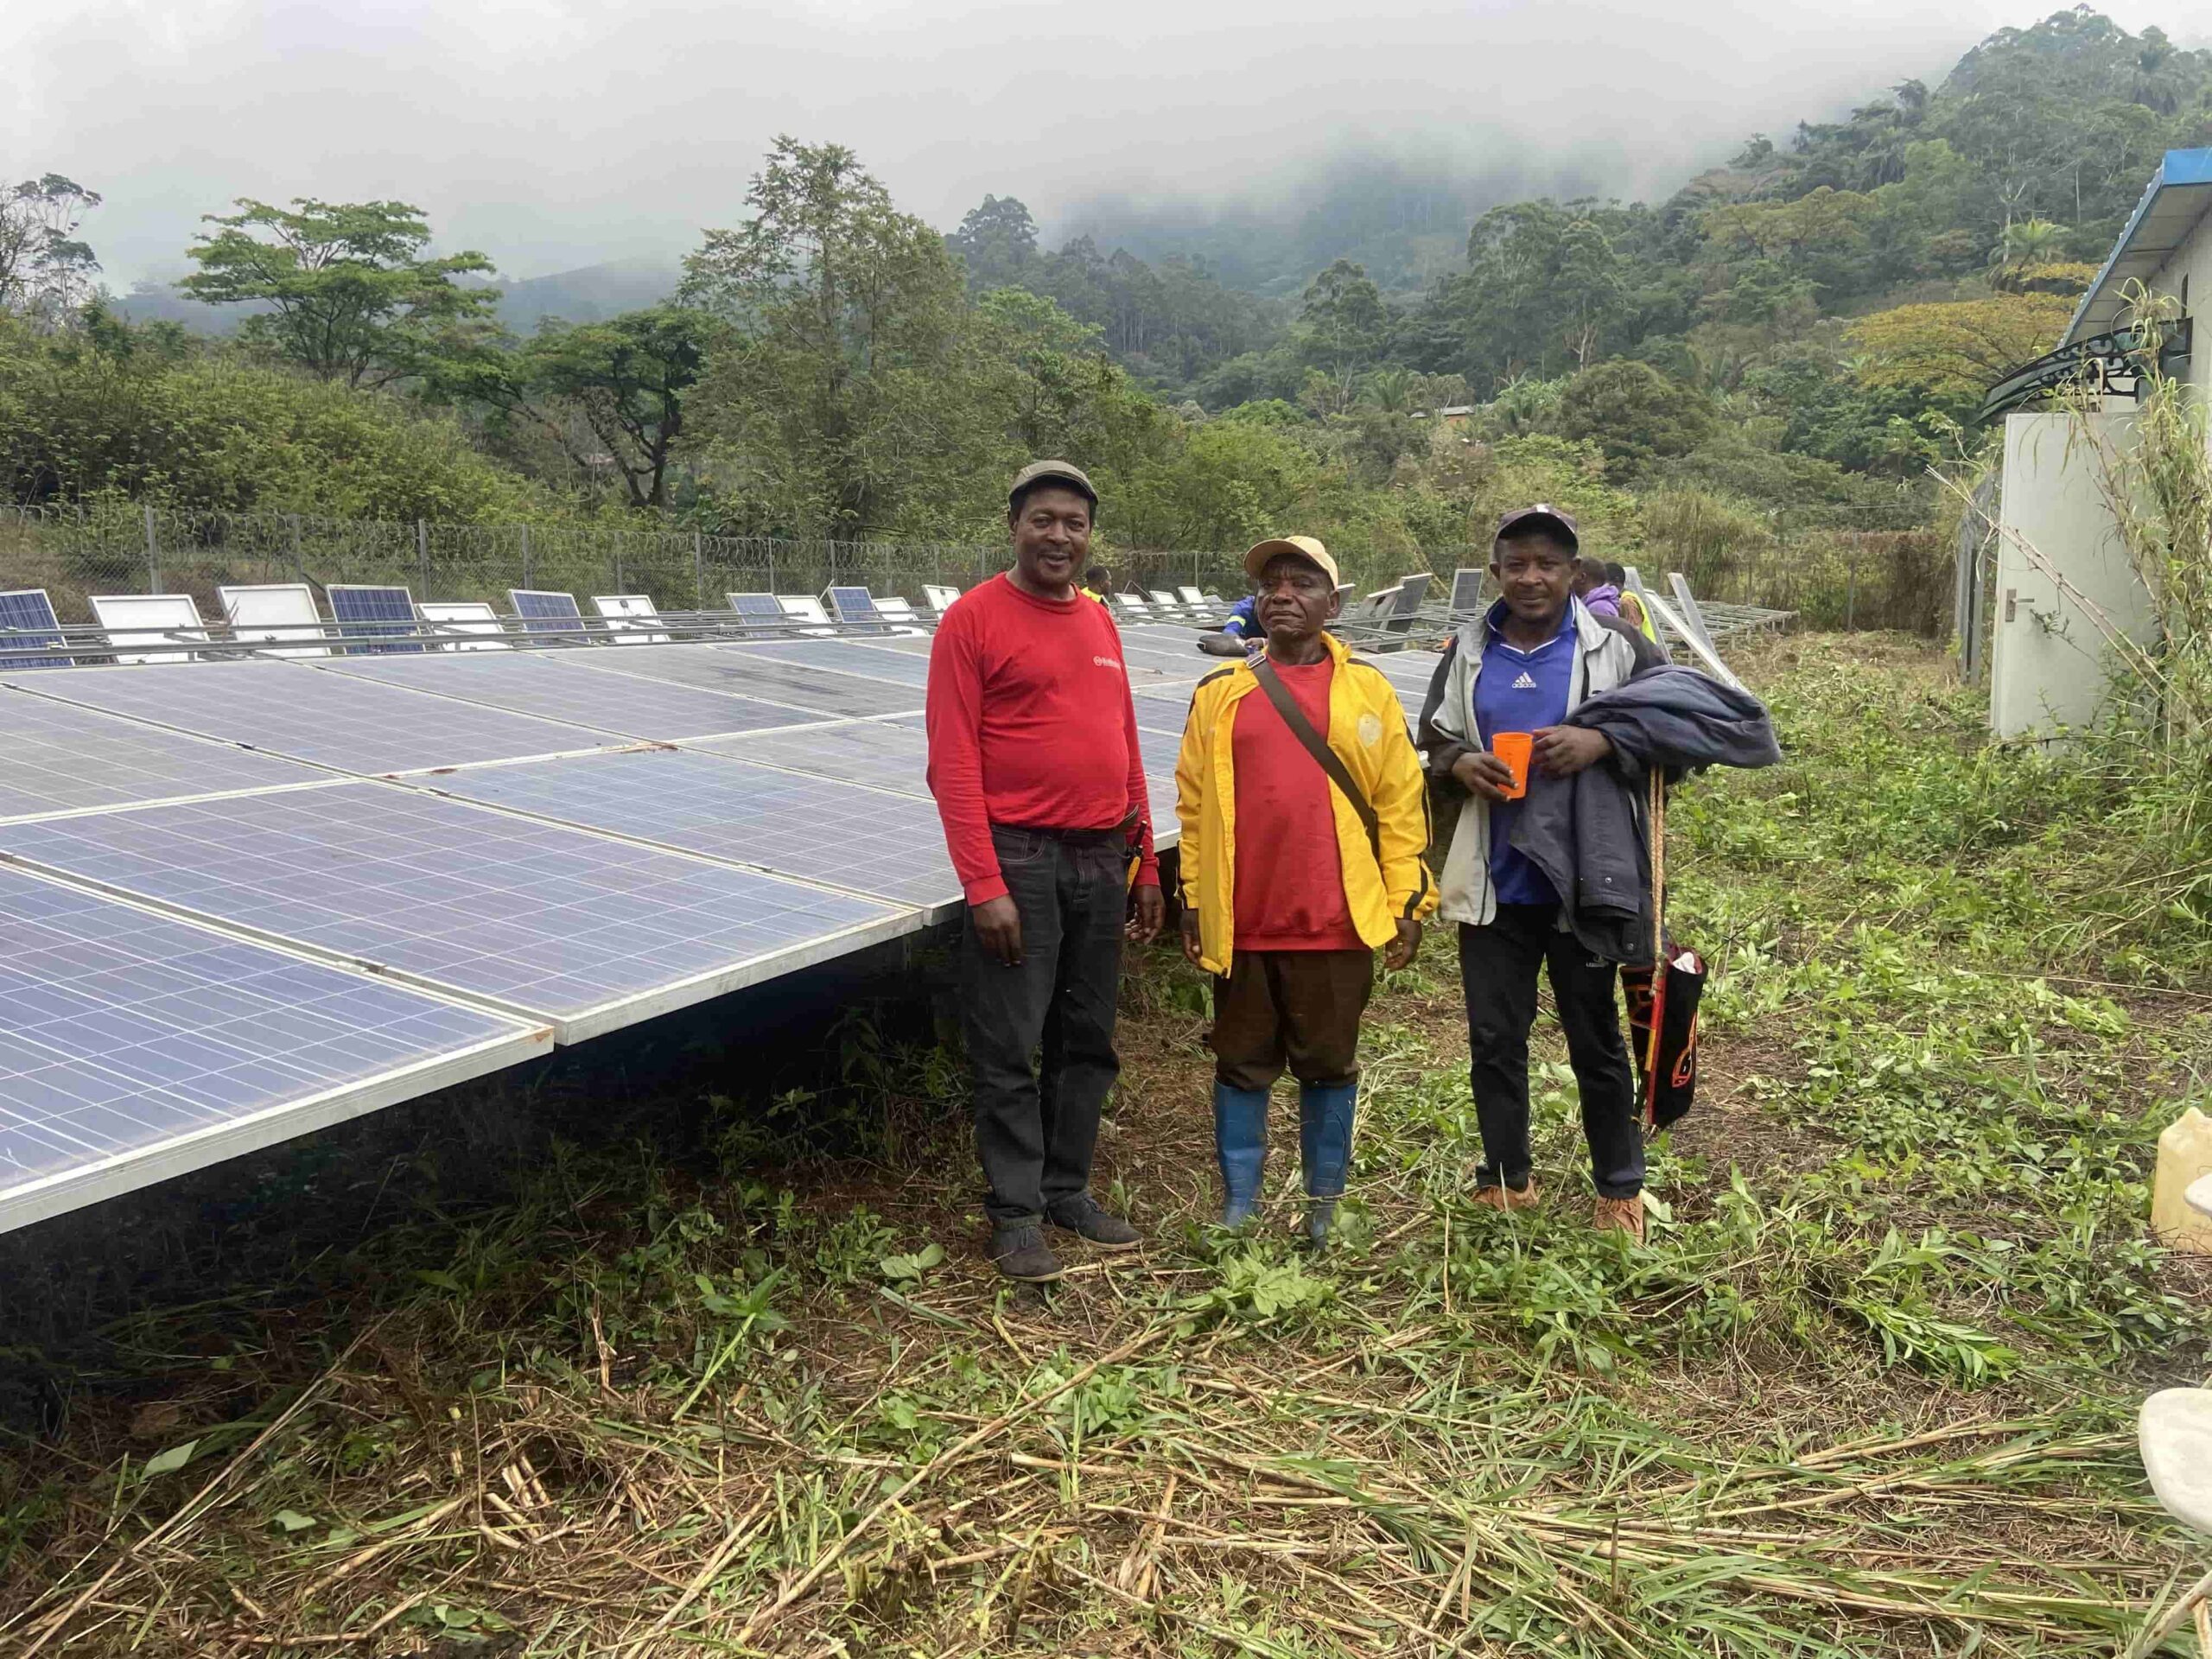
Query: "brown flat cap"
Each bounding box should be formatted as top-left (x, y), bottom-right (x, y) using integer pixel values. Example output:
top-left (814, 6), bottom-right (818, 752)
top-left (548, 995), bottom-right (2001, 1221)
top-left (1008, 459), bottom-right (1098, 508)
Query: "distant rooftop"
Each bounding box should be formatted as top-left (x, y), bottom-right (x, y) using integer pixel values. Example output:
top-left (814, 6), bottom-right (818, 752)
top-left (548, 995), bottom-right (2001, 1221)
top-left (2064, 148), bottom-right (2212, 346)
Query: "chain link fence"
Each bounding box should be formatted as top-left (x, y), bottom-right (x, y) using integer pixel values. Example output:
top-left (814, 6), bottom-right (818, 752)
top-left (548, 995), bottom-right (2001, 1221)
top-left (1, 504), bottom-right (1953, 636)
top-left (1, 505), bottom-right (1250, 625)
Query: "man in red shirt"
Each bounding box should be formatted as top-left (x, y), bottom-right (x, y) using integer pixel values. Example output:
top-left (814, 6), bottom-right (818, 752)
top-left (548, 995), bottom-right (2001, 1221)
top-left (926, 460), bottom-right (1166, 1281)
top-left (1174, 537), bottom-right (1435, 1245)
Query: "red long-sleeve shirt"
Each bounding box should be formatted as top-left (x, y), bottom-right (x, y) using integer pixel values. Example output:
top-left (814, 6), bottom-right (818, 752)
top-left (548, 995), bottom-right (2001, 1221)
top-left (925, 574), bottom-right (1160, 906)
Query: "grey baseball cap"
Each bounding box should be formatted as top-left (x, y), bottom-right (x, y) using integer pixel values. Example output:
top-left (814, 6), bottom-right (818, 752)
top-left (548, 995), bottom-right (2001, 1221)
top-left (1008, 459), bottom-right (1098, 509)
top-left (1493, 503), bottom-right (1580, 550)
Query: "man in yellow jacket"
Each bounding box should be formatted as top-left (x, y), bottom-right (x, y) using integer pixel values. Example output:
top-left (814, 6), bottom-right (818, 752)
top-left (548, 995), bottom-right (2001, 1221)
top-left (1174, 536), bottom-right (1437, 1244)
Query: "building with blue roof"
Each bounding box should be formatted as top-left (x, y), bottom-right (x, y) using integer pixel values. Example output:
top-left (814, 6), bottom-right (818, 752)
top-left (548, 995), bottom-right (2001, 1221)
top-left (1983, 148), bottom-right (2210, 740)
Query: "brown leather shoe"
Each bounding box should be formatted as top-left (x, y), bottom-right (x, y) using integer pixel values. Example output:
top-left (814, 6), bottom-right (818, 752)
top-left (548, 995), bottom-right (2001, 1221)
top-left (1593, 1194), bottom-right (1645, 1243)
top-left (1473, 1178), bottom-right (1540, 1212)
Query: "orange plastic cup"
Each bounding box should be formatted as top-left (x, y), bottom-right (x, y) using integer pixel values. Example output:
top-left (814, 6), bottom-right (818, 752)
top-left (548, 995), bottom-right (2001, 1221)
top-left (1490, 731), bottom-right (1532, 800)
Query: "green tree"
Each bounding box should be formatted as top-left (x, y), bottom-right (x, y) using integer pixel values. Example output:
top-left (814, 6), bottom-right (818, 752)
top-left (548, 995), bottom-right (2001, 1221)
top-left (0, 175), bottom-right (102, 325)
top-left (947, 195), bottom-right (1039, 289)
top-left (1550, 359), bottom-right (1715, 469)
top-left (682, 137), bottom-right (977, 536)
top-left (181, 199), bottom-right (498, 388)
top-left (451, 306), bottom-right (713, 509)
top-left (1298, 258), bottom-right (1388, 404)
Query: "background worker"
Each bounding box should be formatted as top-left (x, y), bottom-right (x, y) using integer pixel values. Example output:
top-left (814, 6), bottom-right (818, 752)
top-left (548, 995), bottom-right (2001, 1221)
top-left (1197, 592), bottom-right (1262, 658)
top-left (1572, 557), bottom-right (1622, 618)
top-left (1176, 536), bottom-right (1435, 1245)
top-left (1418, 505), bottom-right (1665, 1240)
top-left (1081, 564), bottom-right (1113, 604)
top-left (926, 461), bottom-right (1166, 1282)
top-left (1606, 561), bottom-right (1661, 646)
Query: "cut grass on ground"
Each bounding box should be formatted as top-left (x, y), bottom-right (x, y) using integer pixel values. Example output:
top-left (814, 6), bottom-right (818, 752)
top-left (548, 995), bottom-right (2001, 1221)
top-left (3, 632), bottom-right (2210, 1656)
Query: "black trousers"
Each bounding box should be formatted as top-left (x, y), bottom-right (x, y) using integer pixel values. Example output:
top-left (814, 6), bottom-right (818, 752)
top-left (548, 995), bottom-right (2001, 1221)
top-left (961, 825), bottom-right (1128, 1227)
top-left (1210, 949), bottom-right (1374, 1092)
top-left (1458, 906), bottom-right (1644, 1199)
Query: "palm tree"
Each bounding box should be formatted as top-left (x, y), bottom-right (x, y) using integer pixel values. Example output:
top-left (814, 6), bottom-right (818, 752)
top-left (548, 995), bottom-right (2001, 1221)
top-left (1992, 219), bottom-right (2069, 289)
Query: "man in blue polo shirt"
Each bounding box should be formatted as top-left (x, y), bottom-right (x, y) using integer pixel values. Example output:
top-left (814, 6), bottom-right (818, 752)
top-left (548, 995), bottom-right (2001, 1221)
top-left (1419, 505), bottom-right (1666, 1240)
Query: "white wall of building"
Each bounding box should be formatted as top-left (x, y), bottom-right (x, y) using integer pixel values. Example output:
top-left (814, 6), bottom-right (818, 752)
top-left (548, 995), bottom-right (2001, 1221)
top-left (1989, 411), bottom-right (2156, 741)
top-left (2152, 202), bottom-right (2212, 393)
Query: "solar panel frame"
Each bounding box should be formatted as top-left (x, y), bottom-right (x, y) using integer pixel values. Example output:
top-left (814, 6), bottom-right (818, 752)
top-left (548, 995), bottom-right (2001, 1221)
top-left (327, 584), bottom-right (423, 655)
top-left (593, 594), bottom-right (669, 645)
top-left (0, 864), bottom-right (546, 1234)
top-left (1449, 568), bottom-right (1486, 613)
top-left (0, 589), bottom-right (67, 671)
top-left (0, 685), bottom-right (330, 822)
top-left (418, 601), bottom-right (509, 652)
top-left (219, 584), bottom-right (330, 658)
top-left (509, 589), bottom-right (585, 637)
top-left (7, 659), bottom-right (619, 774)
top-left (89, 594), bottom-right (209, 664)
top-left (0, 784), bottom-right (918, 1042)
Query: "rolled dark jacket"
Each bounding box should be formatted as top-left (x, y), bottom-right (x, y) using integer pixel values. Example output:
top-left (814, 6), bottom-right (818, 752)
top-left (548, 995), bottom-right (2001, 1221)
top-left (1510, 666), bottom-right (1781, 964)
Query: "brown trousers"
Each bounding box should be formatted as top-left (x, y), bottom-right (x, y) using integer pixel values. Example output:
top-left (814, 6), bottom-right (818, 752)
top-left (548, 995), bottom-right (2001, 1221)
top-left (1209, 949), bottom-right (1375, 1092)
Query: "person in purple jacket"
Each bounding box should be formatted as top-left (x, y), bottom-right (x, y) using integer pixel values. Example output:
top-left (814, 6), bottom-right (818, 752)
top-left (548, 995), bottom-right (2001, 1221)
top-left (1572, 557), bottom-right (1623, 620)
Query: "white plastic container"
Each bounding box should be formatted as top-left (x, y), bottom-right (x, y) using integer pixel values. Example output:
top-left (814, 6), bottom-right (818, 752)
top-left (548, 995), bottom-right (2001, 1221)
top-left (2151, 1106), bottom-right (2212, 1255)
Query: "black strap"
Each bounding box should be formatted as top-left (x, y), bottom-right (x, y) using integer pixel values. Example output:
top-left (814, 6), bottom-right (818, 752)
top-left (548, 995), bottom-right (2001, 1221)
top-left (1249, 656), bottom-right (1381, 862)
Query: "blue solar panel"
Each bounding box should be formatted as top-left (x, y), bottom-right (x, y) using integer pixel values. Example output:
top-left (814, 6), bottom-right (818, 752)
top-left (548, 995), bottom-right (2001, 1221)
top-left (0, 864), bottom-right (542, 1232)
top-left (826, 587), bottom-right (881, 625)
top-left (730, 594), bottom-right (785, 621)
top-left (510, 590), bottom-right (583, 635)
top-left (0, 589), bottom-right (67, 671)
top-left (327, 585), bottom-right (423, 655)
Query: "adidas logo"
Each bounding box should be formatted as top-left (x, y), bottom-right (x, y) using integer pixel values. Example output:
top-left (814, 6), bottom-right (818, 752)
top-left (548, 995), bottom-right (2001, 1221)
top-left (1511, 671), bottom-right (1539, 690)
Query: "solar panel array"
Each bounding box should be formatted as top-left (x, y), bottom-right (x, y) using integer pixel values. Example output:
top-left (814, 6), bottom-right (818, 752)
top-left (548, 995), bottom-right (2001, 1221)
top-left (0, 606), bottom-right (1440, 1232)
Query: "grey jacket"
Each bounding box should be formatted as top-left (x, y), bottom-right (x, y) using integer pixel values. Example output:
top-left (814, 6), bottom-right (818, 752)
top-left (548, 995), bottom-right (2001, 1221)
top-left (1516, 666), bottom-right (1783, 963)
top-left (1418, 600), bottom-right (1664, 928)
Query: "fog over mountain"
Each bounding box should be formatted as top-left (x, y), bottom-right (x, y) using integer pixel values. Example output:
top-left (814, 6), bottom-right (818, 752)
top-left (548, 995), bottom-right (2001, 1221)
top-left (3, 0), bottom-right (2201, 296)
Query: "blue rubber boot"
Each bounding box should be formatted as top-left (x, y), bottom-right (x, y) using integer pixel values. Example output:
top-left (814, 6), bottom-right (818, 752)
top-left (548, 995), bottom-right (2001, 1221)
top-left (1213, 1083), bottom-right (1270, 1228)
top-left (1299, 1083), bottom-right (1359, 1246)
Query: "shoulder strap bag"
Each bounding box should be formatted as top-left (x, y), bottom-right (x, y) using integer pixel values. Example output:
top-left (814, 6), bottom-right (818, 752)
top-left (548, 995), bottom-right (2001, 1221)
top-left (1248, 656), bottom-right (1381, 864)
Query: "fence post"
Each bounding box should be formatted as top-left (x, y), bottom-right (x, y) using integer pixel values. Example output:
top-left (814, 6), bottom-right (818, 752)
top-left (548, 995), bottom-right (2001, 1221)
top-left (767, 544), bottom-right (776, 595)
top-left (416, 519), bottom-right (429, 596)
top-left (613, 542), bottom-right (625, 594)
top-left (143, 505), bottom-right (159, 594)
top-left (520, 524), bottom-right (532, 590)
top-left (289, 515), bottom-right (304, 583)
top-left (693, 531), bottom-right (704, 609)
top-left (1846, 557), bottom-right (1858, 631)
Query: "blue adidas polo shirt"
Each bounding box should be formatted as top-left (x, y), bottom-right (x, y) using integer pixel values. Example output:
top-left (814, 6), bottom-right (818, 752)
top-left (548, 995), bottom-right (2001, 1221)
top-left (1473, 605), bottom-right (1576, 906)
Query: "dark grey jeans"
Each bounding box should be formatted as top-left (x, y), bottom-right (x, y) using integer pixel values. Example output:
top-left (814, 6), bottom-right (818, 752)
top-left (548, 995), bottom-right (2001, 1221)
top-left (1458, 906), bottom-right (1644, 1199)
top-left (961, 825), bottom-right (1128, 1227)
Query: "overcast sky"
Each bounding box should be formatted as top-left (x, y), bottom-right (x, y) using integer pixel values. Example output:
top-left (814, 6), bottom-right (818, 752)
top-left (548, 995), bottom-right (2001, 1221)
top-left (3, 0), bottom-right (2199, 288)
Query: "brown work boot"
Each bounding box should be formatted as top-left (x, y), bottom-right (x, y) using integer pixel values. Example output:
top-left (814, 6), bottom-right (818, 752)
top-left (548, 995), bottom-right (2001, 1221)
top-left (1592, 1194), bottom-right (1645, 1243)
top-left (1473, 1178), bottom-right (1540, 1212)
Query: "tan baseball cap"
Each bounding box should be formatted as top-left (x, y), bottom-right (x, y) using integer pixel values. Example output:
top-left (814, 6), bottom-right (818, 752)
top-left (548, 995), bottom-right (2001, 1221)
top-left (1008, 459), bottom-right (1098, 509)
top-left (1243, 535), bottom-right (1340, 588)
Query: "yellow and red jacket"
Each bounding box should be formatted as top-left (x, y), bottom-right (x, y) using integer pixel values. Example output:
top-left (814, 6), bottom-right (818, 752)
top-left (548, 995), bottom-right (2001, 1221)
top-left (1174, 632), bottom-right (1437, 976)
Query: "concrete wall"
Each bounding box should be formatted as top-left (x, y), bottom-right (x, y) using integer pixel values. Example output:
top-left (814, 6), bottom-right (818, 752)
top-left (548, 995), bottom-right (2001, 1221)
top-left (1989, 410), bottom-right (2156, 740)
